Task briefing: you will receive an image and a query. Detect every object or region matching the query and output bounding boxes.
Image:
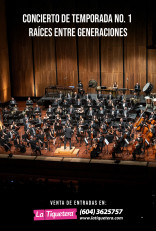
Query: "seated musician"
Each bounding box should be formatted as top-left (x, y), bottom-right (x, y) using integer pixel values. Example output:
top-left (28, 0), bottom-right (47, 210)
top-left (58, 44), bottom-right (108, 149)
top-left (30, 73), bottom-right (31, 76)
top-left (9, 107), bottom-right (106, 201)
top-left (111, 107), bottom-right (117, 120)
top-left (132, 134), bottom-right (143, 160)
top-left (119, 92), bottom-right (126, 102)
top-left (97, 91), bottom-right (103, 100)
top-left (134, 82), bottom-right (141, 95)
top-left (26, 97), bottom-right (33, 105)
top-left (52, 98), bottom-right (59, 107)
top-left (96, 99), bottom-right (103, 107)
top-left (100, 123), bottom-right (108, 134)
top-left (9, 97), bottom-right (17, 107)
top-left (113, 81), bottom-right (118, 89)
top-left (86, 99), bottom-right (92, 107)
top-left (62, 99), bottom-right (69, 107)
top-left (11, 104), bottom-right (19, 113)
top-left (130, 92), bottom-right (138, 108)
top-left (29, 124), bottom-right (36, 137)
top-left (47, 104), bottom-right (53, 113)
top-left (75, 98), bottom-right (82, 106)
top-left (87, 107), bottom-right (94, 117)
top-left (55, 105), bottom-right (63, 115)
top-left (73, 91), bottom-right (79, 100)
top-left (68, 105), bottom-right (74, 115)
top-left (34, 104), bottom-right (41, 115)
top-left (98, 106), bottom-right (105, 116)
top-left (66, 114), bottom-right (73, 125)
top-left (88, 127), bottom-right (97, 145)
top-left (121, 99), bottom-right (128, 109)
top-left (58, 91), bottom-right (64, 100)
top-left (85, 93), bottom-right (92, 101)
top-left (118, 118), bottom-right (125, 132)
top-left (107, 92), bottom-right (114, 101)
top-left (76, 124), bottom-right (84, 144)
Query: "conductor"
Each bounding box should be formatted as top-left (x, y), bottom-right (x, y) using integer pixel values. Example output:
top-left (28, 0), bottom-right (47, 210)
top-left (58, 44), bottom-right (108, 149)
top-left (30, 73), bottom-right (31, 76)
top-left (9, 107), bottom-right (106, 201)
top-left (64, 126), bottom-right (73, 150)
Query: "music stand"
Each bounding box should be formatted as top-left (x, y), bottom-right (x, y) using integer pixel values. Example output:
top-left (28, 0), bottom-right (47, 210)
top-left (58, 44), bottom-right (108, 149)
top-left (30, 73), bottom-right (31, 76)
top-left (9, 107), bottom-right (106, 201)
top-left (83, 137), bottom-right (89, 154)
top-left (124, 139), bottom-right (130, 155)
top-left (104, 138), bottom-right (109, 154)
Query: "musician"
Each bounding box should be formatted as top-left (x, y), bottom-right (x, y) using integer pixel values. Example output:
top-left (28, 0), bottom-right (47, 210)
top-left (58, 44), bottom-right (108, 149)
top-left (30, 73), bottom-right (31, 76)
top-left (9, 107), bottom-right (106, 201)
top-left (132, 134), bottom-right (143, 160)
top-left (9, 97), bottom-right (17, 107)
top-left (11, 104), bottom-right (19, 113)
top-left (123, 106), bottom-right (129, 118)
top-left (119, 92), bottom-right (126, 102)
top-left (118, 118), bottom-right (125, 132)
top-left (88, 127), bottom-right (97, 145)
top-left (98, 106), bottom-right (105, 116)
top-left (96, 99), bottom-right (103, 107)
top-left (50, 125), bottom-right (56, 146)
top-left (130, 92), bottom-right (138, 108)
top-left (134, 82), bottom-right (141, 95)
top-left (78, 81), bottom-right (83, 94)
top-left (68, 105), bottom-right (75, 114)
top-left (113, 81), bottom-right (118, 88)
top-left (52, 98), bottom-right (59, 107)
top-left (34, 104), bottom-right (41, 115)
top-left (55, 105), bottom-right (63, 115)
top-left (62, 99), bottom-right (69, 107)
top-left (86, 99), bottom-right (92, 107)
top-left (111, 107), bottom-right (117, 120)
top-left (107, 92), bottom-right (114, 100)
top-left (85, 93), bottom-right (92, 101)
top-left (87, 107), bottom-right (94, 117)
top-left (29, 124), bottom-right (36, 137)
top-left (89, 120), bottom-right (96, 130)
top-left (29, 136), bottom-right (41, 155)
top-left (24, 119), bottom-right (30, 131)
top-left (97, 133), bottom-right (104, 153)
top-left (47, 105), bottom-right (53, 113)
top-left (97, 91), bottom-right (103, 100)
top-left (75, 98), bottom-right (82, 106)
top-left (26, 97), bottom-right (33, 106)
top-left (64, 125), bottom-right (73, 150)
top-left (76, 124), bottom-right (84, 144)
top-left (107, 99), bottom-right (114, 108)
top-left (58, 91), bottom-right (64, 100)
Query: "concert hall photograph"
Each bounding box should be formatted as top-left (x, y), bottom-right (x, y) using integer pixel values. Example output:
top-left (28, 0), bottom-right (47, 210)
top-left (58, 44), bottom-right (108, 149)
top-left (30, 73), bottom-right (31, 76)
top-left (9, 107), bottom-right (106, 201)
top-left (0, 0), bottom-right (156, 227)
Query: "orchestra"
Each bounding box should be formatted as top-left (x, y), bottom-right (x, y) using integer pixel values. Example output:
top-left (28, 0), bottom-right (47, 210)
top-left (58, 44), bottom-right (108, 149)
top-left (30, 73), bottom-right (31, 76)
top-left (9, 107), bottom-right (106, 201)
top-left (0, 82), bottom-right (156, 161)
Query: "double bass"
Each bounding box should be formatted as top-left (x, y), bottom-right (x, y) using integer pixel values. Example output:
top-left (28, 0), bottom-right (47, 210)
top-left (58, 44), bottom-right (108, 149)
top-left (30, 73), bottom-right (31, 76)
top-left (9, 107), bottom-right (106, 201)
top-left (134, 109), bottom-right (146, 131)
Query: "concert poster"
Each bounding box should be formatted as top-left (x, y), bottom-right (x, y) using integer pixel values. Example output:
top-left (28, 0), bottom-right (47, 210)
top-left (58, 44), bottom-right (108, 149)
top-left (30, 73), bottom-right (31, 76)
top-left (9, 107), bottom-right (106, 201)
top-left (0, 0), bottom-right (156, 228)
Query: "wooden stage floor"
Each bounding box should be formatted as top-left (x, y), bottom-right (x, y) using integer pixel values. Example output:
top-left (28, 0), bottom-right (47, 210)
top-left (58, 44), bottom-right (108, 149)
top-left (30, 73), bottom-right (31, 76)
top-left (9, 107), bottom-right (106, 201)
top-left (0, 101), bottom-right (156, 163)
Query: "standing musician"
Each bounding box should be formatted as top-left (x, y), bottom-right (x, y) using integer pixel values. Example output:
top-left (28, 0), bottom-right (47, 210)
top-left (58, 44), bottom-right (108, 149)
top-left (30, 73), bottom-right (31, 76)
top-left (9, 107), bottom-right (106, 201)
top-left (64, 125), bottom-right (73, 150)
top-left (134, 82), bottom-right (141, 95)
top-left (29, 136), bottom-right (42, 155)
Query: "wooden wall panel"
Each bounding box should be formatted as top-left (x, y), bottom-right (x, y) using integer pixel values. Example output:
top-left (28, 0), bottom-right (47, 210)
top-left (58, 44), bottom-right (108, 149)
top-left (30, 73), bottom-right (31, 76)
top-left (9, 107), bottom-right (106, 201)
top-left (0, 0), bottom-right (11, 103)
top-left (124, 6), bottom-right (146, 92)
top-left (78, 37), bottom-right (100, 93)
top-left (56, 37), bottom-right (78, 88)
top-left (101, 37), bottom-right (123, 88)
top-left (9, 23), bottom-right (34, 97)
top-left (148, 50), bottom-right (156, 93)
top-left (33, 37), bottom-right (56, 97)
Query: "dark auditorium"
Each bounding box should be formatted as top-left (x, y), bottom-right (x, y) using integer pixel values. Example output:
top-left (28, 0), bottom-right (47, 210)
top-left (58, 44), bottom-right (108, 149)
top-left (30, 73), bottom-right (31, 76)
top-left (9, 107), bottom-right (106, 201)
top-left (0, 0), bottom-right (156, 226)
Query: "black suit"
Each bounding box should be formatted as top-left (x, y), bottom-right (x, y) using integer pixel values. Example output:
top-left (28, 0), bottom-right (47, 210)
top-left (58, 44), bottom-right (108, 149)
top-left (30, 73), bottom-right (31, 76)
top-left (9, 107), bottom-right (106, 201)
top-left (64, 127), bottom-right (73, 149)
